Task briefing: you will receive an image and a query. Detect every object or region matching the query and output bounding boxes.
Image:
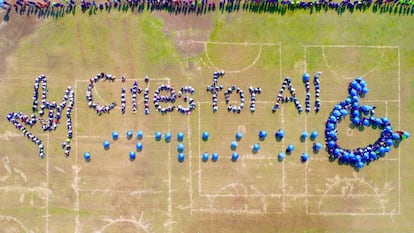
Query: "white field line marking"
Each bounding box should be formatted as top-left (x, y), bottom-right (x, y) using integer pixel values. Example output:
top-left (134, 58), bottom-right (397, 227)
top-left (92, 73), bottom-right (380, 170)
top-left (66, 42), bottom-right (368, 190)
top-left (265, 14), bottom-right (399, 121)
top-left (74, 80), bottom-right (80, 233)
top-left (199, 193), bottom-right (282, 198)
top-left (307, 212), bottom-right (399, 216)
top-left (304, 46), bottom-right (307, 72)
top-left (187, 106), bottom-right (193, 215)
top-left (385, 101), bottom-right (389, 117)
top-left (203, 42), bottom-right (264, 74)
top-left (79, 189), bottom-right (163, 195)
top-left (304, 107), bottom-right (309, 214)
top-left (279, 43), bottom-right (285, 212)
top-left (321, 46), bottom-right (386, 80)
top-left (317, 177), bottom-right (386, 214)
top-left (191, 208), bottom-right (284, 215)
top-left (279, 43), bottom-right (283, 84)
top-left (96, 215), bottom-right (152, 233)
top-left (197, 193), bottom-right (385, 198)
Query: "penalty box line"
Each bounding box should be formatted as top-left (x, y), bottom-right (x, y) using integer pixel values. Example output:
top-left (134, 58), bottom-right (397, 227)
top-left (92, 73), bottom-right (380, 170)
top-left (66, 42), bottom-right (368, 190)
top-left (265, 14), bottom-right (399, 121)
top-left (189, 40), bottom-right (281, 46)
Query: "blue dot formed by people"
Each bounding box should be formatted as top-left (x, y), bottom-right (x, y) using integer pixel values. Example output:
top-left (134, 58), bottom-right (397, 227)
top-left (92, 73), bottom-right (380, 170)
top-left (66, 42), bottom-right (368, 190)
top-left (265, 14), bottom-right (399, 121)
top-left (278, 152), bottom-right (286, 162)
top-left (325, 77), bottom-right (409, 170)
top-left (103, 140), bottom-right (110, 150)
top-left (252, 143), bottom-right (261, 153)
top-left (129, 151), bottom-right (136, 161)
top-left (230, 141), bottom-right (238, 151)
top-left (258, 130), bottom-right (267, 141)
top-left (310, 131), bottom-right (319, 141)
top-left (177, 143), bottom-right (185, 153)
top-left (235, 132), bottom-right (243, 141)
top-left (165, 132), bottom-right (172, 143)
top-left (83, 152), bottom-right (91, 162)
top-left (313, 142), bottom-right (323, 153)
top-left (202, 152), bottom-right (209, 162)
top-left (136, 130), bottom-right (143, 140)
top-left (301, 153), bottom-right (310, 163)
top-left (126, 130), bottom-right (133, 140)
top-left (136, 142), bottom-right (143, 152)
top-left (286, 144), bottom-right (295, 154)
top-left (275, 129), bottom-right (285, 141)
top-left (231, 152), bottom-right (239, 162)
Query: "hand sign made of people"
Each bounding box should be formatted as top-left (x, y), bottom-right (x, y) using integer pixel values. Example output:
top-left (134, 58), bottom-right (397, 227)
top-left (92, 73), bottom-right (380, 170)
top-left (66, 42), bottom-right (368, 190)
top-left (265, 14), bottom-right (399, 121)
top-left (325, 78), bottom-right (409, 170)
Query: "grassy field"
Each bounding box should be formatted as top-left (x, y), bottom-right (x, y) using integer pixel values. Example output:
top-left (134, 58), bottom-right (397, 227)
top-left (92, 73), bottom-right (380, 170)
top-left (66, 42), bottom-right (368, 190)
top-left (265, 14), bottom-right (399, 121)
top-left (0, 7), bottom-right (413, 233)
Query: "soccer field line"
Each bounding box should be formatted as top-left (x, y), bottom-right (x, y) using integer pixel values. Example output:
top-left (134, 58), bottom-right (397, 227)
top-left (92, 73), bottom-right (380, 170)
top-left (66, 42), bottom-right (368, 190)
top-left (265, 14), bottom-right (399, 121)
top-left (191, 208), bottom-right (284, 215)
top-left (0, 216), bottom-right (31, 233)
top-left (304, 105), bottom-right (309, 214)
top-left (306, 212), bottom-right (399, 216)
top-left (45, 132), bottom-right (50, 233)
top-left (280, 105), bottom-right (286, 212)
top-left (196, 193), bottom-right (385, 198)
top-left (203, 43), bottom-right (264, 74)
top-left (321, 46), bottom-right (387, 80)
top-left (74, 79), bottom-right (80, 233)
top-left (187, 108), bottom-right (194, 215)
top-left (197, 103), bottom-right (202, 195)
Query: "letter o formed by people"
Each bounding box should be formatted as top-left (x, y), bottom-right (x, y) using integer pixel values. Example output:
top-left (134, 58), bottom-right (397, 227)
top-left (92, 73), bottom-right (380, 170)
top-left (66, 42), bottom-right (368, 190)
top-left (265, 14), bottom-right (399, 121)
top-left (325, 78), bottom-right (409, 170)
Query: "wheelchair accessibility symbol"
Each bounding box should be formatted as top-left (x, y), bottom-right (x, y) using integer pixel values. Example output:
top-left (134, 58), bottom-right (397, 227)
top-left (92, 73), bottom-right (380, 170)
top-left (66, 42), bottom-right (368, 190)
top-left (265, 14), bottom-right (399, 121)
top-left (325, 77), bottom-right (409, 170)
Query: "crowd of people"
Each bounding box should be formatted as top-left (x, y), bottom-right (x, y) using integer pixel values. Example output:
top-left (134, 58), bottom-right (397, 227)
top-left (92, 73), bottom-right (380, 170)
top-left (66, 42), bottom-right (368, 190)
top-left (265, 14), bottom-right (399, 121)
top-left (6, 74), bottom-right (75, 158)
top-left (302, 72), bottom-right (321, 113)
top-left (7, 112), bottom-right (45, 158)
top-left (249, 86), bottom-right (262, 113)
top-left (206, 70), bottom-right (225, 113)
top-left (153, 84), bottom-right (177, 114)
top-left (130, 81), bottom-right (143, 113)
top-left (1, 0), bottom-right (413, 19)
top-left (177, 86), bottom-right (196, 115)
top-left (325, 77), bottom-right (409, 170)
